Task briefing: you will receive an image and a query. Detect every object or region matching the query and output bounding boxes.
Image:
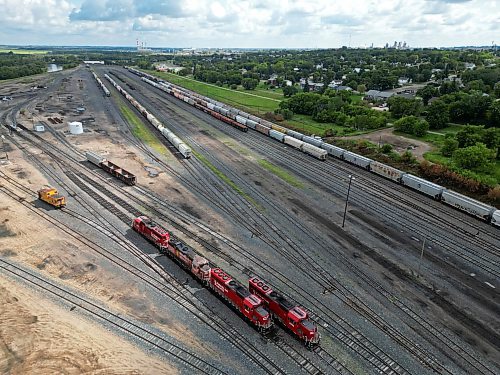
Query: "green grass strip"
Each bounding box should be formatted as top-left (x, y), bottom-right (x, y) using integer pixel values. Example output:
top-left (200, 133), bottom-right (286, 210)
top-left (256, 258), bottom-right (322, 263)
top-left (258, 159), bottom-right (304, 188)
top-left (117, 101), bottom-right (168, 156)
top-left (191, 149), bottom-right (260, 208)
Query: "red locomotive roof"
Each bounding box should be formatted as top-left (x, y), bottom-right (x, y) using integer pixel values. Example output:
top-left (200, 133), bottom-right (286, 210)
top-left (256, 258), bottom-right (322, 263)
top-left (138, 216), bottom-right (168, 235)
top-left (211, 268), bottom-right (232, 284)
top-left (250, 276), bottom-right (309, 319)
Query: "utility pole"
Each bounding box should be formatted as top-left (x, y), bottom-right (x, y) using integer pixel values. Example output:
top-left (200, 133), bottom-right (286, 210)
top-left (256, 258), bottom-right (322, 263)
top-left (417, 238), bottom-right (426, 278)
top-left (342, 175), bottom-right (354, 228)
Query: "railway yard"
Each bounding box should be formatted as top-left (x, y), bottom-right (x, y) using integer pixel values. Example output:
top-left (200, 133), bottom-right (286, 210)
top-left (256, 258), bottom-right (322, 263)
top-left (1, 65), bottom-right (499, 374)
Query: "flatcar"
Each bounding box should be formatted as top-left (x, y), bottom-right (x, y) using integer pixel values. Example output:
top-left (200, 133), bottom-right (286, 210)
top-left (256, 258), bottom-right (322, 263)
top-left (86, 151), bottom-right (136, 185)
top-left (249, 276), bottom-right (320, 345)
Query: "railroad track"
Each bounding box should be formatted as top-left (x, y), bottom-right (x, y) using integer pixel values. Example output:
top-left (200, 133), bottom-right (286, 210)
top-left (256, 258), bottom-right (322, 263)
top-left (0, 258), bottom-right (227, 375)
top-left (2, 101), bottom-right (329, 375)
top-left (116, 69), bottom-right (498, 375)
top-left (105, 72), bottom-right (417, 374)
top-left (5, 67), bottom-right (494, 375)
top-left (0, 179), bottom-right (290, 375)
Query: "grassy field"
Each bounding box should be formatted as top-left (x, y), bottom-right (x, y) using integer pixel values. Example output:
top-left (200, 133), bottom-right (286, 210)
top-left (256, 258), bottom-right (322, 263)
top-left (192, 149), bottom-right (259, 207)
top-left (258, 159), bottom-right (304, 188)
top-left (140, 69), bottom-right (379, 137)
top-left (142, 70), bottom-right (280, 114)
top-left (0, 49), bottom-right (49, 54)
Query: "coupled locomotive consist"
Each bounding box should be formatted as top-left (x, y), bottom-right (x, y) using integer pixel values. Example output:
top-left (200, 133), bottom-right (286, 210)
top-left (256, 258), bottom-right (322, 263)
top-left (249, 276), bottom-right (320, 346)
top-left (133, 216), bottom-right (272, 331)
top-left (127, 67), bottom-right (500, 228)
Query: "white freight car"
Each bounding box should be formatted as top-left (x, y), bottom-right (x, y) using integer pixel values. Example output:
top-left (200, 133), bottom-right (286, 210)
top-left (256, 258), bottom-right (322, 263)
top-left (302, 143), bottom-right (327, 160)
top-left (441, 190), bottom-right (496, 221)
top-left (343, 152), bottom-right (372, 170)
top-left (401, 174), bottom-right (444, 199)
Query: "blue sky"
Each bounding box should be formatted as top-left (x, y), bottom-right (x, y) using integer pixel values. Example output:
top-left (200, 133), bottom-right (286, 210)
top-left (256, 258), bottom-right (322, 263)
top-left (0, 0), bottom-right (498, 48)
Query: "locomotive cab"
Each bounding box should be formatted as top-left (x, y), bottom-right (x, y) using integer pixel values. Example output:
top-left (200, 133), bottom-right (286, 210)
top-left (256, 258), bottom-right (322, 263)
top-left (243, 295), bottom-right (272, 330)
top-left (192, 255), bottom-right (210, 282)
top-left (288, 307), bottom-right (320, 345)
top-left (132, 216), bottom-right (170, 249)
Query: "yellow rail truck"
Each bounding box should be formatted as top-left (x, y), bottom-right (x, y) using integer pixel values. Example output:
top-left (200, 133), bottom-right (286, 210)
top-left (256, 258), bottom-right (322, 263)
top-left (38, 188), bottom-right (66, 208)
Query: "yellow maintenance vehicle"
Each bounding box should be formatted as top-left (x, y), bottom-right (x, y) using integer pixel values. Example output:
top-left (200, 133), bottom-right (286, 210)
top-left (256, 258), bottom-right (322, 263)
top-left (38, 187), bottom-right (66, 208)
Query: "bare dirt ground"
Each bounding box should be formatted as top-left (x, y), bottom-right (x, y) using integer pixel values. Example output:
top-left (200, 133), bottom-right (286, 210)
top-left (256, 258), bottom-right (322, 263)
top-left (0, 277), bottom-right (177, 375)
top-left (0, 69), bottom-right (227, 373)
top-left (343, 127), bottom-right (433, 160)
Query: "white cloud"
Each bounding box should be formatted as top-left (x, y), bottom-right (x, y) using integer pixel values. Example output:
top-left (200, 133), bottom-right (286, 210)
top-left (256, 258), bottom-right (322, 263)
top-left (0, 0), bottom-right (497, 47)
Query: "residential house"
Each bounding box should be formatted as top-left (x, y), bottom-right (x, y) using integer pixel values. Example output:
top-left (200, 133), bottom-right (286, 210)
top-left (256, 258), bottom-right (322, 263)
top-left (364, 90), bottom-right (395, 101)
top-left (267, 74), bottom-right (279, 86)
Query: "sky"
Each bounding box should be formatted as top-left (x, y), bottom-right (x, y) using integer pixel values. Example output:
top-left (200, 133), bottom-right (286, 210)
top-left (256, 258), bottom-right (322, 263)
top-left (0, 0), bottom-right (498, 48)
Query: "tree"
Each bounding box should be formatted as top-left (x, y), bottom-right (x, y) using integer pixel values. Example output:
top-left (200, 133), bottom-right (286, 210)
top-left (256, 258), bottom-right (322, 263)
top-left (456, 126), bottom-right (483, 148)
top-left (425, 99), bottom-right (449, 129)
top-left (283, 85), bottom-right (298, 97)
top-left (387, 96), bottom-right (422, 119)
top-left (357, 84), bottom-right (367, 93)
top-left (417, 84), bottom-right (439, 105)
top-left (413, 119), bottom-right (429, 136)
top-left (303, 79), bottom-right (310, 92)
top-left (441, 135), bottom-right (459, 156)
top-left (241, 78), bottom-right (258, 90)
top-left (487, 100), bottom-right (500, 128)
top-left (453, 143), bottom-right (495, 170)
top-left (394, 116), bottom-right (420, 134)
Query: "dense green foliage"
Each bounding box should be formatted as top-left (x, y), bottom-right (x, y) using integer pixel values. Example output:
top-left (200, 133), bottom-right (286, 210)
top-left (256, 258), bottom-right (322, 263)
top-left (387, 96), bottom-right (423, 119)
top-left (0, 53), bottom-right (46, 79)
top-left (394, 116), bottom-right (429, 136)
top-left (0, 52), bottom-right (80, 80)
top-left (279, 91), bottom-right (387, 130)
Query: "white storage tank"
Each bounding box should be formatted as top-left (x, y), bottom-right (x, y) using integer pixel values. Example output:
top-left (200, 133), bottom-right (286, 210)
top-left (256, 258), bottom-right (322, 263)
top-left (33, 123), bottom-right (45, 132)
top-left (68, 121), bottom-right (83, 135)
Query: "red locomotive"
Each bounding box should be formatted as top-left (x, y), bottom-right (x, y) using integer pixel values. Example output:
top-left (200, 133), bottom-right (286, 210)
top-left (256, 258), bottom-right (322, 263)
top-left (165, 239), bottom-right (211, 283)
top-left (132, 216), bottom-right (170, 250)
top-left (210, 268), bottom-right (272, 331)
top-left (249, 276), bottom-right (320, 345)
top-left (132, 216), bottom-right (272, 331)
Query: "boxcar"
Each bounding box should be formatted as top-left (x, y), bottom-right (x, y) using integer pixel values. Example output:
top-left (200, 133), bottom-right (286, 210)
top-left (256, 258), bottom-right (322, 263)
top-left (255, 123), bottom-right (270, 136)
top-left (271, 124), bottom-right (288, 134)
top-left (248, 115), bottom-right (261, 123)
top-left (401, 174), bottom-right (444, 200)
top-left (370, 161), bottom-right (405, 182)
top-left (441, 190), bottom-right (495, 221)
top-left (343, 151), bottom-right (372, 170)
